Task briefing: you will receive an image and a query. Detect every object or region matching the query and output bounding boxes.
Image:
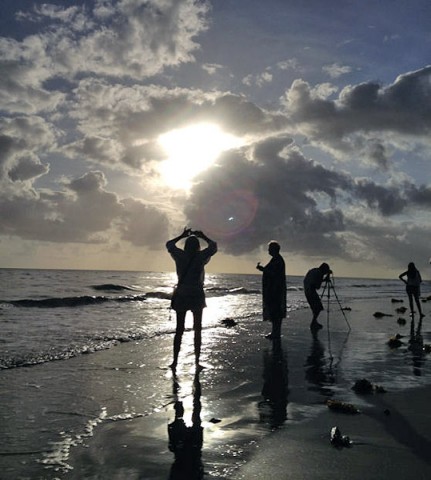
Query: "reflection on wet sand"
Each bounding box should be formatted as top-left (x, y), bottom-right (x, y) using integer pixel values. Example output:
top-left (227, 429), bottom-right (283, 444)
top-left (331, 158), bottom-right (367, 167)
top-left (305, 331), bottom-right (335, 397)
top-left (168, 371), bottom-right (203, 479)
top-left (409, 317), bottom-right (425, 377)
top-left (259, 339), bottom-right (289, 429)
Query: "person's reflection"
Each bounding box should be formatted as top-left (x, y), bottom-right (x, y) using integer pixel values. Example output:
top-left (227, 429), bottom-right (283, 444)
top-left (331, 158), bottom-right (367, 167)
top-left (305, 330), bottom-right (334, 396)
top-left (168, 371), bottom-right (203, 479)
top-left (408, 318), bottom-right (425, 376)
top-left (259, 339), bottom-right (289, 429)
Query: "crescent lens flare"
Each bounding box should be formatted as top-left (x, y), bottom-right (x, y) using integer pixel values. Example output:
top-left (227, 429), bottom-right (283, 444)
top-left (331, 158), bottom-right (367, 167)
top-left (193, 189), bottom-right (258, 239)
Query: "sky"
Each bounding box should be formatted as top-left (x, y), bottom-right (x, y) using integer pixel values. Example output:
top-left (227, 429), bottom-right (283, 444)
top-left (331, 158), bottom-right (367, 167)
top-left (1, 0), bottom-right (430, 278)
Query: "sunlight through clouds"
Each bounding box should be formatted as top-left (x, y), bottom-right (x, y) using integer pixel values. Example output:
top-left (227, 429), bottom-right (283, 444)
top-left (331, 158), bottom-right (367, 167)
top-left (157, 123), bottom-right (244, 190)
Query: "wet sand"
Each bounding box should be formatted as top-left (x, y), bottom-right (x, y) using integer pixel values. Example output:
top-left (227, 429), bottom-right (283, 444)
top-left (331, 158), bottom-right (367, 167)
top-left (233, 386), bottom-right (431, 480)
top-left (62, 297), bottom-right (431, 480)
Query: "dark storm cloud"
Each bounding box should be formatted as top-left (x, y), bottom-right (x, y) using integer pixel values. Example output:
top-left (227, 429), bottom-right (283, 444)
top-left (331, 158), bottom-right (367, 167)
top-left (184, 133), bottom-right (430, 260)
top-left (185, 136), bottom-right (350, 256)
top-left (353, 179), bottom-right (431, 216)
top-left (354, 179), bottom-right (407, 216)
top-left (366, 141), bottom-right (389, 171)
top-left (8, 156), bottom-right (49, 182)
top-left (405, 184), bottom-right (431, 207)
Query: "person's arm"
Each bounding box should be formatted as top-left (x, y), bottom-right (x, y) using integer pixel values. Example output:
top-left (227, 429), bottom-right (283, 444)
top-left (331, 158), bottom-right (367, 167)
top-left (166, 227), bottom-right (191, 252)
top-left (399, 271), bottom-right (408, 284)
top-left (193, 230), bottom-right (217, 255)
top-left (256, 262), bottom-right (264, 272)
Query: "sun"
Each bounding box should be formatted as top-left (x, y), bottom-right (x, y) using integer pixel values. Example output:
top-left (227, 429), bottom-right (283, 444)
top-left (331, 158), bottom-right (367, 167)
top-left (157, 123), bottom-right (243, 190)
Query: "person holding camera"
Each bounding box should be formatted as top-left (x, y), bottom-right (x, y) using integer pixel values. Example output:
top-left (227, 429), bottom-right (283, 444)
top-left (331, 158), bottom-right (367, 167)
top-left (256, 241), bottom-right (287, 339)
top-left (166, 227), bottom-right (217, 371)
top-left (303, 263), bottom-right (331, 331)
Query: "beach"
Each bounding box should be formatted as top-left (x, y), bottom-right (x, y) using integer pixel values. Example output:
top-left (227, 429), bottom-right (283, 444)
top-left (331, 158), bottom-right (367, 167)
top-left (65, 299), bottom-right (431, 480)
top-left (1, 271), bottom-right (431, 479)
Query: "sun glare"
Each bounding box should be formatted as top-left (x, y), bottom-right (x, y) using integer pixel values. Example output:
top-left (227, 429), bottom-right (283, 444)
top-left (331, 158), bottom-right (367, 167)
top-left (158, 123), bottom-right (243, 190)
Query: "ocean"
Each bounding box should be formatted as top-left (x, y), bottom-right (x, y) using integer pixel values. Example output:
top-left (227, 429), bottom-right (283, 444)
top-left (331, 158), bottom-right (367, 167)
top-left (0, 269), bottom-right (430, 479)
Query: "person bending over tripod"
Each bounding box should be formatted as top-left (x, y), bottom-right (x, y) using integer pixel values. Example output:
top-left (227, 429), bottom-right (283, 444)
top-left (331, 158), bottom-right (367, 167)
top-left (303, 263), bottom-right (331, 331)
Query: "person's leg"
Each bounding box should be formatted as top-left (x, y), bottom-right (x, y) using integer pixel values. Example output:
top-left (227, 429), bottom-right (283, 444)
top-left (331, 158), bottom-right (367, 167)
top-left (272, 317), bottom-right (282, 338)
top-left (192, 309), bottom-right (203, 368)
top-left (413, 291), bottom-right (424, 317)
top-left (171, 312), bottom-right (186, 369)
top-left (308, 289), bottom-right (323, 330)
top-left (310, 313), bottom-right (323, 330)
top-left (407, 290), bottom-right (415, 315)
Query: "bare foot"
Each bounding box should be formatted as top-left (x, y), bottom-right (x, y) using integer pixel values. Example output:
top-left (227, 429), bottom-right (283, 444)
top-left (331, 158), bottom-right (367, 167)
top-left (310, 322), bottom-right (323, 331)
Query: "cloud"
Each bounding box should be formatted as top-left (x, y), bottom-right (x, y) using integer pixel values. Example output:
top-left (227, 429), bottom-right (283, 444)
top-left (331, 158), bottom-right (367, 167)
top-left (118, 198), bottom-right (170, 248)
top-left (62, 80), bottom-right (289, 171)
top-left (0, 0), bottom-right (209, 114)
top-left (1, 0), bottom-right (431, 273)
top-left (184, 137), bottom-right (350, 256)
top-left (27, 0), bottom-right (208, 79)
top-left (182, 130), bottom-right (431, 264)
top-left (282, 66), bottom-right (431, 141)
top-left (276, 58), bottom-right (300, 71)
top-left (0, 35), bottom-right (66, 114)
top-left (322, 63), bottom-right (353, 79)
top-left (202, 63), bottom-right (224, 75)
top-left (344, 212), bottom-right (431, 268)
top-left (365, 140), bottom-right (390, 170)
top-left (280, 65), bottom-right (431, 173)
top-left (242, 70), bottom-right (273, 87)
top-left (354, 178), bottom-right (407, 215)
top-left (0, 169), bottom-right (169, 248)
top-left (7, 155), bottom-right (49, 182)
top-left (0, 116), bottom-right (56, 184)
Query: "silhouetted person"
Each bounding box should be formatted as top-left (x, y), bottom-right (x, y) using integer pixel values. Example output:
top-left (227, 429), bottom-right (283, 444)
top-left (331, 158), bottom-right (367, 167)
top-left (399, 262), bottom-right (424, 318)
top-left (303, 262), bottom-right (331, 331)
top-left (166, 228), bottom-right (217, 371)
top-left (256, 241), bottom-right (287, 339)
top-left (168, 372), bottom-right (203, 479)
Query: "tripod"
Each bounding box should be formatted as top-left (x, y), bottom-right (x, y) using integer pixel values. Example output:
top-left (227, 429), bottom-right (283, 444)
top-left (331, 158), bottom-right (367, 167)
top-left (320, 275), bottom-right (351, 331)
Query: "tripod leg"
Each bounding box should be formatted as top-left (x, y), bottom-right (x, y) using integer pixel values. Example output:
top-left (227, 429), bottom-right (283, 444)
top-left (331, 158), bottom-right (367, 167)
top-left (329, 283), bottom-right (351, 331)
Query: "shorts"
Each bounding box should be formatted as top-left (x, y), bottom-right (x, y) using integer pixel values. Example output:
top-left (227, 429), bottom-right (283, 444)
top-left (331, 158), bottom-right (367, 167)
top-left (406, 285), bottom-right (420, 297)
top-left (171, 285), bottom-right (206, 312)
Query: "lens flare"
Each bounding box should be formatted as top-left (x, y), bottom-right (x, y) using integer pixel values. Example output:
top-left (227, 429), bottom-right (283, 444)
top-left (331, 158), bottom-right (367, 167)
top-left (192, 189), bottom-right (258, 239)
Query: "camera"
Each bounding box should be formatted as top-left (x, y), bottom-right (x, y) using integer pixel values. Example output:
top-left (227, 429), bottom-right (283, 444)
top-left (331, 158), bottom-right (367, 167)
top-left (324, 271), bottom-right (333, 282)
